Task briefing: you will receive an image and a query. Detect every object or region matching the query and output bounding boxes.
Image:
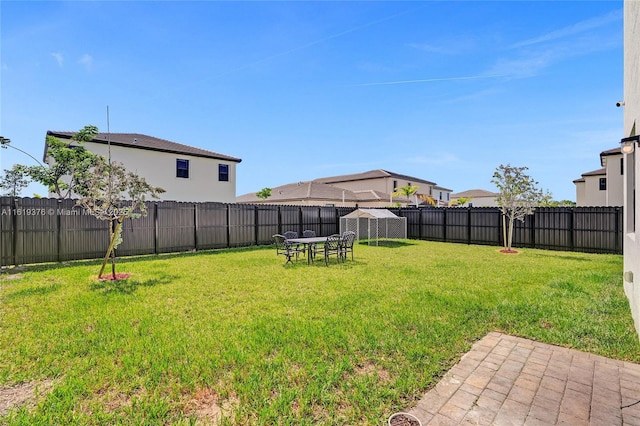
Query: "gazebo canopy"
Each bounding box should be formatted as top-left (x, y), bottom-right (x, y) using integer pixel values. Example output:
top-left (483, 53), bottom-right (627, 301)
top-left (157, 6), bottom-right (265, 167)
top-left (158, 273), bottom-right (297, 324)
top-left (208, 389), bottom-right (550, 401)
top-left (341, 208), bottom-right (399, 219)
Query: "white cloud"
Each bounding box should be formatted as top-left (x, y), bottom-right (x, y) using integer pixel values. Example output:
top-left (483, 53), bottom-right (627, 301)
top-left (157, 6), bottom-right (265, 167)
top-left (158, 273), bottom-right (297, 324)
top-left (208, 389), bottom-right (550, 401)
top-left (51, 52), bottom-right (64, 67)
top-left (78, 54), bottom-right (93, 70)
top-left (510, 9), bottom-right (622, 49)
top-left (409, 37), bottom-right (477, 55)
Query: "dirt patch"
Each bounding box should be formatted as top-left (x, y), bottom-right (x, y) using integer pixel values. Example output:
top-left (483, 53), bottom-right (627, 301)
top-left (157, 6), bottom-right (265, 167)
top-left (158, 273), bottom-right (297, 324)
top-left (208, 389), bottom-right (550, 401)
top-left (498, 249), bottom-right (520, 254)
top-left (0, 380), bottom-right (55, 416)
top-left (354, 362), bottom-right (391, 383)
top-left (186, 387), bottom-right (238, 425)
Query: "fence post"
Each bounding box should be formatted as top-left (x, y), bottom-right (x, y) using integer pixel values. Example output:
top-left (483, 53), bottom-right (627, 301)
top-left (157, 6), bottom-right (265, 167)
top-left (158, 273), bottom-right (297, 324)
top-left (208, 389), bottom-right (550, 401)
top-left (467, 207), bottom-right (472, 245)
top-left (154, 203), bottom-right (159, 254)
top-left (569, 208), bottom-right (575, 252)
top-left (194, 203), bottom-right (198, 251)
top-left (443, 208), bottom-right (447, 243)
top-left (12, 198), bottom-right (18, 267)
top-left (530, 210), bottom-right (536, 249)
top-left (57, 199), bottom-right (62, 262)
top-left (254, 205), bottom-right (259, 245)
top-left (226, 204), bottom-right (231, 248)
top-left (615, 207), bottom-right (621, 254)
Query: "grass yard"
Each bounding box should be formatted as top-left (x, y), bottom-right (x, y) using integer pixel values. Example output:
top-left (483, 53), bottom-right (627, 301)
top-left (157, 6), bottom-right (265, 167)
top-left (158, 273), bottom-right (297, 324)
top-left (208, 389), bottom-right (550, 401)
top-left (1, 240), bottom-right (638, 425)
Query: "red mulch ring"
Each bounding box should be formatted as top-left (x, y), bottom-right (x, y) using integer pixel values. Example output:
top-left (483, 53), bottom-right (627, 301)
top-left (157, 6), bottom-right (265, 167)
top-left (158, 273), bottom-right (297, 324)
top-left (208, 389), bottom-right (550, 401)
top-left (98, 273), bottom-right (131, 281)
top-left (499, 249), bottom-right (520, 254)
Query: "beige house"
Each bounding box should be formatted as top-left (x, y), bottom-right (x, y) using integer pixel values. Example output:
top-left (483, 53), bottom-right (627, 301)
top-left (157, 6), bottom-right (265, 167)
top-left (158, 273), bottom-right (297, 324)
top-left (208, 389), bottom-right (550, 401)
top-left (573, 148), bottom-right (623, 207)
top-left (621, 0), bottom-right (640, 340)
top-left (450, 189), bottom-right (498, 207)
top-left (237, 169), bottom-right (452, 207)
top-left (45, 131), bottom-right (242, 203)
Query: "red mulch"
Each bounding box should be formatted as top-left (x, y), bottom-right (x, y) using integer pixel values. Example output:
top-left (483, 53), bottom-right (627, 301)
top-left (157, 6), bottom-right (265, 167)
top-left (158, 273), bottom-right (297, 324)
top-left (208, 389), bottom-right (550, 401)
top-left (499, 249), bottom-right (519, 254)
top-left (98, 273), bottom-right (131, 281)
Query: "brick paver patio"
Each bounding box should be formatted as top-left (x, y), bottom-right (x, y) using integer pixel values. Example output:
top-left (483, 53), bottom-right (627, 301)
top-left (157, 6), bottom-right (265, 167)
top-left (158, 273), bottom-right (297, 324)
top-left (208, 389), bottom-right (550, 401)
top-left (406, 332), bottom-right (640, 425)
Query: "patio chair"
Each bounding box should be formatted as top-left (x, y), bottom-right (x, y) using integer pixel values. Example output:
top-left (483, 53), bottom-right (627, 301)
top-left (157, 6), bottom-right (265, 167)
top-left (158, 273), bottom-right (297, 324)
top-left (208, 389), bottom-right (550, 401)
top-left (321, 234), bottom-right (342, 266)
top-left (283, 230), bottom-right (303, 256)
top-left (283, 231), bottom-right (298, 240)
top-left (272, 234), bottom-right (303, 264)
top-left (302, 230), bottom-right (316, 238)
top-left (340, 231), bottom-right (356, 261)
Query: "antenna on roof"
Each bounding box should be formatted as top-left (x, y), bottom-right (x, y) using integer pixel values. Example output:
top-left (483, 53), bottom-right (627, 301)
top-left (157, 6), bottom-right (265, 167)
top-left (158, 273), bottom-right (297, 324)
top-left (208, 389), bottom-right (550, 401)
top-left (106, 105), bottom-right (111, 164)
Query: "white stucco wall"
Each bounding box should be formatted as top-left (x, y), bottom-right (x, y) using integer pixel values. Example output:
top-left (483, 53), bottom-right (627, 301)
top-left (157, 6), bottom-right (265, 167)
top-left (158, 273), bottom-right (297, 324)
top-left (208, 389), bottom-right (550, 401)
top-left (622, 0), bottom-right (640, 339)
top-left (582, 174), bottom-right (607, 206)
top-left (605, 155), bottom-right (624, 206)
top-left (574, 181), bottom-right (585, 206)
top-left (54, 142), bottom-right (238, 203)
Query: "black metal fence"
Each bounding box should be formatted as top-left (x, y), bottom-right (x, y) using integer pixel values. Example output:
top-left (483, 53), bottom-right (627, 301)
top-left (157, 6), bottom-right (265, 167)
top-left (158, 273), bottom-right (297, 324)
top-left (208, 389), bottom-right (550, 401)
top-left (0, 197), bottom-right (622, 267)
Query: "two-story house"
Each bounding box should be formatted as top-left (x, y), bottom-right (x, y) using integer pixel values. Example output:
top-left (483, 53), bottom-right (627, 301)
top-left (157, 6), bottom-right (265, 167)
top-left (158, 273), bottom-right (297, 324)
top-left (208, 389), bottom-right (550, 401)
top-left (237, 169), bottom-right (452, 207)
top-left (621, 0), bottom-right (640, 340)
top-left (44, 131), bottom-right (242, 203)
top-left (573, 147), bottom-right (623, 207)
top-left (449, 189), bottom-right (498, 207)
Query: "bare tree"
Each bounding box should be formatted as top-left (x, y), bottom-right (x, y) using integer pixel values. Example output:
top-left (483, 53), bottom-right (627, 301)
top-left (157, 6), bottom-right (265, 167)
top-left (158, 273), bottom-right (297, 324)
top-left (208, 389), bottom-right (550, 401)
top-left (491, 164), bottom-right (545, 252)
top-left (77, 157), bottom-right (165, 279)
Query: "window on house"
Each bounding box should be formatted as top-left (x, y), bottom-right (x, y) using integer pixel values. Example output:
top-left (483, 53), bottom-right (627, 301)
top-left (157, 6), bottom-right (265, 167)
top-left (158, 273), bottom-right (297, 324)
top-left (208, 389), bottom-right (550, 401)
top-left (599, 177), bottom-right (607, 191)
top-left (393, 180), bottom-right (397, 190)
top-left (219, 164), bottom-right (229, 182)
top-left (621, 158), bottom-right (624, 175)
top-left (447, 193), bottom-right (450, 201)
top-left (439, 192), bottom-right (443, 201)
top-left (176, 159), bottom-right (189, 178)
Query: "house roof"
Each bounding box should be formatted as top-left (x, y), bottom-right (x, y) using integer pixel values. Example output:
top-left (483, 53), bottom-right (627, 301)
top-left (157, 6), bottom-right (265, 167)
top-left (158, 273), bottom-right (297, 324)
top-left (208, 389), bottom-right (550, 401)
top-left (236, 181), bottom-right (412, 204)
top-left (45, 131), bottom-right (242, 163)
top-left (581, 167), bottom-right (606, 177)
top-left (600, 147), bottom-right (622, 157)
top-left (313, 169), bottom-right (436, 186)
top-left (600, 147), bottom-right (622, 166)
top-left (451, 189), bottom-right (498, 198)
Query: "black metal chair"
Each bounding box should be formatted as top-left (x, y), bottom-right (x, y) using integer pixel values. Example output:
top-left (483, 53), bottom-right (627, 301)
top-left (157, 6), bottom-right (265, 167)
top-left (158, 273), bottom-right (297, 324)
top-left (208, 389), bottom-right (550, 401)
top-left (340, 231), bottom-right (356, 261)
top-left (283, 231), bottom-right (298, 240)
top-left (272, 234), bottom-right (303, 264)
top-left (321, 234), bottom-right (342, 266)
top-left (302, 230), bottom-right (317, 259)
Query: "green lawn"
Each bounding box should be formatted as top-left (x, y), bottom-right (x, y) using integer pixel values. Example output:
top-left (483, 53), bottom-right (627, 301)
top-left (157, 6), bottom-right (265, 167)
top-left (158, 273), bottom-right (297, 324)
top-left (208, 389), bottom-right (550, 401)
top-left (1, 240), bottom-right (637, 425)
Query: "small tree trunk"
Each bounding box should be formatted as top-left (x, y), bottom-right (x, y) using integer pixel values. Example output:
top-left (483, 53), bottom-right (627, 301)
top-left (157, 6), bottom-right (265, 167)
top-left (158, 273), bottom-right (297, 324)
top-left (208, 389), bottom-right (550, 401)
top-left (98, 219), bottom-right (123, 279)
top-left (502, 214), bottom-right (507, 250)
top-left (507, 215), bottom-right (515, 251)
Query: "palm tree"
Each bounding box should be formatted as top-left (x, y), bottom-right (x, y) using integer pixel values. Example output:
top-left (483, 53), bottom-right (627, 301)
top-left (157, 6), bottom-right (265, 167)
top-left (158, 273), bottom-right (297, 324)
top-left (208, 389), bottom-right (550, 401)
top-left (392, 184), bottom-right (420, 206)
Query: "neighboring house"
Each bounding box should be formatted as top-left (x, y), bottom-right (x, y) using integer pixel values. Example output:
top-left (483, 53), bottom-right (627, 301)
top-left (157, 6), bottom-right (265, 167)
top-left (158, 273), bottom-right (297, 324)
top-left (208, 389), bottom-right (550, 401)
top-left (236, 181), bottom-right (411, 207)
top-left (621, 0), bottom-right (640, 340)
top-left (432, 185), bottom-right (452, 206)
top-left (450, 189), bottom-right (498, 207)
top-left (573, 148), bottom-right (623, 207)
top-left (44, 131), bottom-right (241, 203)
top-left (237, 169), bottom-right (452, 207)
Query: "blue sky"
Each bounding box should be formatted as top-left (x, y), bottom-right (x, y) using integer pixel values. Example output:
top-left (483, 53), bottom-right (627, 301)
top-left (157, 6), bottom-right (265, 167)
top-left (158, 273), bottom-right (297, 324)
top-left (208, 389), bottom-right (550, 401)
top-left (0, 1), bottom-right (624, 201)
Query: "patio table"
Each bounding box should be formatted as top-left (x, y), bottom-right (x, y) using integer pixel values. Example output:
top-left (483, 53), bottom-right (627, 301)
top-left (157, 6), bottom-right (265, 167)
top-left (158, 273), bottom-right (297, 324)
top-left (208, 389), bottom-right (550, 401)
top-left (285, 236), bottom-right (328, 264)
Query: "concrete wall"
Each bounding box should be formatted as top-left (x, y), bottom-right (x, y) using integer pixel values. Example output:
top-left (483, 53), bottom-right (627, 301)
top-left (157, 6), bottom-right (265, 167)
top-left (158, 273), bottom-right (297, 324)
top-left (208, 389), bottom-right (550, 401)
top-left (622, 0), bottom-right (640, 339)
